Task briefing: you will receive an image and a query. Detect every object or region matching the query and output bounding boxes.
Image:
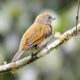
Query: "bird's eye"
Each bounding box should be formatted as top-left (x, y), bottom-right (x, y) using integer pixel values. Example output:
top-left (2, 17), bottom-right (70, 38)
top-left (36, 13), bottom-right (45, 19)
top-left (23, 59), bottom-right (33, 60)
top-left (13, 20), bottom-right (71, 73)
top-left (48, 16), bottom-right (52, 19)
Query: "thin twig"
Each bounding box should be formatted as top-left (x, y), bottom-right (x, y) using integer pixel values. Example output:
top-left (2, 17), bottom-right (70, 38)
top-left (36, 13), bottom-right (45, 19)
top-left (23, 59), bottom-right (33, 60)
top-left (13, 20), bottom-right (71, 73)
top-left (76, 0), bottom-right (80, 34)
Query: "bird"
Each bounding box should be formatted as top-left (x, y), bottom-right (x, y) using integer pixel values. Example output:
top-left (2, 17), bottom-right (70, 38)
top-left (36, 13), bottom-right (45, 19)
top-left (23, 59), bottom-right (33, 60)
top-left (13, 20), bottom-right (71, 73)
top-left (12, 13), bottom-right (55, 62)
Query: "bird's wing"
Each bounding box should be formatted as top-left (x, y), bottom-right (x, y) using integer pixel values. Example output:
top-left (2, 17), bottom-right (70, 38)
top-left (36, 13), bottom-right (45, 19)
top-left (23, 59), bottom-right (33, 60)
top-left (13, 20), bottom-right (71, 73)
top-left (27, 24), bottom-right (52, 47)
top-left (26, 26), bottom-right (44, 48)
top-left (20, 23), bottom-right (46, 50)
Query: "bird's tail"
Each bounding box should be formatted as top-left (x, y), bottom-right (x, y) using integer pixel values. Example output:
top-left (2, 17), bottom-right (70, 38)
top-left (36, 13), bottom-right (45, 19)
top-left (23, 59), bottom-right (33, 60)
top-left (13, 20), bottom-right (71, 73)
top-left (11, 50), bottom-right (24, 62)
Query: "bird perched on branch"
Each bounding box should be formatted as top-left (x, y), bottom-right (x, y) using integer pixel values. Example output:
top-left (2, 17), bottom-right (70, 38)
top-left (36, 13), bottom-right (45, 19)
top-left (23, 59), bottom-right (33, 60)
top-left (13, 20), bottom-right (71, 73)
top-left (12, 13), bottom-right (55, 62)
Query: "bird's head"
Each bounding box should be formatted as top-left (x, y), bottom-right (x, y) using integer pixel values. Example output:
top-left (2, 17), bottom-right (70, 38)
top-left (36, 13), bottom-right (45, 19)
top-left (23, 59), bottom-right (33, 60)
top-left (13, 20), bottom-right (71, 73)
top-left (35, 13), bottom-right (55, 25)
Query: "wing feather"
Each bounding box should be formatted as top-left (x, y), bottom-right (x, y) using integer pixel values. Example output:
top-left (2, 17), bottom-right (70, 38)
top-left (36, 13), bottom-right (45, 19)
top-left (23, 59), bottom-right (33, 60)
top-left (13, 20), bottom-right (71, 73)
top-left (20, 23), bottom-right (45, 50)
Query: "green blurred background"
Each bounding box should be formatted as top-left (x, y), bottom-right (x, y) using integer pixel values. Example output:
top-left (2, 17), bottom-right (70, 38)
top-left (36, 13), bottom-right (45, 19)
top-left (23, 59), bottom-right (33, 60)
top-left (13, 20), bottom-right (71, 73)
top-left (0, 0), bottom-right (80, 80)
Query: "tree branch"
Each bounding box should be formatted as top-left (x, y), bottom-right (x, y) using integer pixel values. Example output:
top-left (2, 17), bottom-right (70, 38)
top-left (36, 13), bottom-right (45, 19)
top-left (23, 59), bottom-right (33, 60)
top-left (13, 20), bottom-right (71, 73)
top-left (0, 23), bottom-right (80, 73)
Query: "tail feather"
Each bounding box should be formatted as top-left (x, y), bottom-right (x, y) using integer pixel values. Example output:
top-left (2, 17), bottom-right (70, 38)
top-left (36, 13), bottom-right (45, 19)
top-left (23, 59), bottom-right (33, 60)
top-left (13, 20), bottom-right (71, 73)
top-left (12, 50), bottom-right (24, 62)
